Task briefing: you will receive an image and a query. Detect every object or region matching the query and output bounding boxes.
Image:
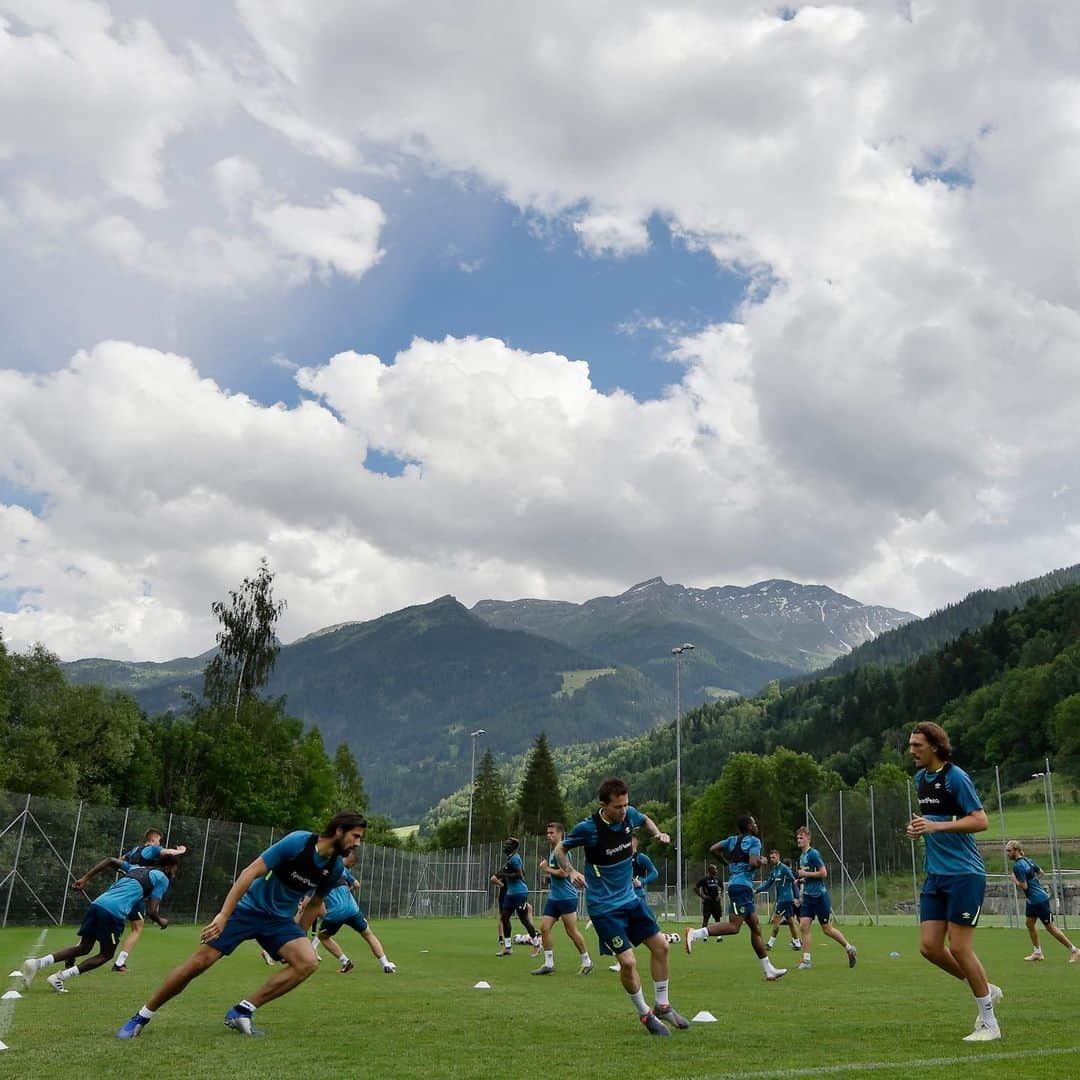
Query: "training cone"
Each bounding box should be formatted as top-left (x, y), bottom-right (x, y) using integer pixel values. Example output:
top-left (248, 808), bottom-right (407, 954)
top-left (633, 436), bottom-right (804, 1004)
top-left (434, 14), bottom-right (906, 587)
top-left (1, 990), bottom-right (21, 1000)
top-left (473, 980), bottom-right (491, 989)
top-left (691, 1010), bottom-right (718, 1023)
top-left (0, 1039), bottom-right (8, 1051)
top-left (7, 971), bottom-right (20, 978)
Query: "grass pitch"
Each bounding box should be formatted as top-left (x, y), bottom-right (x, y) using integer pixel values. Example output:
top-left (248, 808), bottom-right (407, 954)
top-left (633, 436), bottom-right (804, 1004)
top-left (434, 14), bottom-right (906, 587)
top-left (2, 918), bottom-right (1079, 1079)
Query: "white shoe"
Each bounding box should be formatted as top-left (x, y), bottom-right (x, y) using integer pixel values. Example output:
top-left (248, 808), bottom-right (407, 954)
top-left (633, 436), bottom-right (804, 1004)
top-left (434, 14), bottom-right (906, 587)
top-left (962, 1019), bottom-right (1001, 1042)
top-left (683, 927), bottom-right (697, 955)
top-left (796, 960), bottom-right (812, 970)
top-left (382, 961), bottom-right (397, 973)
top-left (1023, 952), bottom-right (1043, 962)
top-left (791, 940), bottom-right (802, 950)
top-left (765, 967), bottom-right (787, 981)
top-left (608, 963), bottom-right (620, 972)
top-left (46, 972), bottom-right (68, 994)
top-left (22, 958), bottom-right (40, 988)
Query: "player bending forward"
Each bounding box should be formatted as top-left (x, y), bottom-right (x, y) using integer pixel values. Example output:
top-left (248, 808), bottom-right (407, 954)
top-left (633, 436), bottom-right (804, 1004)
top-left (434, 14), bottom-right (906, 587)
top-left (556, 776), bottom-right (688, 1036)
top-left (314, 849), bottom-right (396, 974)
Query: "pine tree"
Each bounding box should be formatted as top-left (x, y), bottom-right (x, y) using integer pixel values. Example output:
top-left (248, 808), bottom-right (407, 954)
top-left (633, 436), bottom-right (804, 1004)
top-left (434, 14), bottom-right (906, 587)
top-left (471, 748), bottom-right (509, 842)
top-left (514, 732), bottom-right (566, 835)
top-left (333, 743), bottom-right (368, 812)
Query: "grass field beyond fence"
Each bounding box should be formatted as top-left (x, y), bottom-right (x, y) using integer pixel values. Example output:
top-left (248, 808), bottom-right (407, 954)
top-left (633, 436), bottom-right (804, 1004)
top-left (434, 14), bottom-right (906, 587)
top-left (3, 918), bottom-right (1080, 1079)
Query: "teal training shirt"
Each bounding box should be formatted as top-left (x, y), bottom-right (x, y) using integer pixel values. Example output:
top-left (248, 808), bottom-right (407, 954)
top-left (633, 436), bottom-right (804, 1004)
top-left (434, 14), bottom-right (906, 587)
top-left (1013, 857), bottom-right (1049, 904)
top-left (92, 869), bottom-right (169, 919)
top-left (915, 764), bottom-right (985, 877)
top-left (798, 848), bottom-right (826, 898)
top-left (562, 806), bottom-right (646, 915)
top-left (547, 849), bottom-right (578, 902)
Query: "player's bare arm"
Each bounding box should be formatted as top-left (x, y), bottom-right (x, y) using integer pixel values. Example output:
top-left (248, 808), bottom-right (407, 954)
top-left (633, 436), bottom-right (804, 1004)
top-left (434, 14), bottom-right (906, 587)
top-left (907, 808), bottom-right (988, 837)
top-left (201, 857), bottom-right (268, 942)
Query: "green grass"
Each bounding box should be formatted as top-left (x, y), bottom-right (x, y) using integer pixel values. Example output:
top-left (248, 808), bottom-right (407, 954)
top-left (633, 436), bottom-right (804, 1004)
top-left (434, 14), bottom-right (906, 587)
top-left (3, 918), bottom-right (1080, 1078)
top-left (985, 801), bottom-right (1080, 841)
top-left (555, 668), bottom-right (617, 697)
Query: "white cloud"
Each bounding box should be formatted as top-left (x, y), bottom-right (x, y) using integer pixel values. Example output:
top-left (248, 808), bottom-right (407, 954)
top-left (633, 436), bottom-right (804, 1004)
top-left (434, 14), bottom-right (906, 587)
top-left (573, 212), bottom-right (650, 257)
top-left (211, 155), bottom-right (264, 215)
top-left (253, 188), bottom-right (385, 280)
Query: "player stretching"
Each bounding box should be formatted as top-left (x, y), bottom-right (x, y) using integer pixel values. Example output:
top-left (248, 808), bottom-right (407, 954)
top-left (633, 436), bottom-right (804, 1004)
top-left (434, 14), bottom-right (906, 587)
top-left (110, 828), bottom-right (188, 972)
top-left (24, 857), bottom-right (177, 993)
top-left (757, 851), bottom-right (801, 951)
top-left (794, 826), bottom-right (856, 971)
top-left (1005, 840), bottom-right (1079, 963)
top-left (908, 722), bottom-right (1001, 1042)
top-left (693, 863), bottom-right (723, 929)
top-left (684, 815), bottom-right (787, 981)
top-left (116, 810), bottom-right (366, 1039)
top-left (314, 850), bottom-right (396, 974)
top-left (531, 822), bottom-right (592, 975)
top-left (556, 776), bottom-right (688, 1035)
top-left (491, 837), bottom-right (539, 955)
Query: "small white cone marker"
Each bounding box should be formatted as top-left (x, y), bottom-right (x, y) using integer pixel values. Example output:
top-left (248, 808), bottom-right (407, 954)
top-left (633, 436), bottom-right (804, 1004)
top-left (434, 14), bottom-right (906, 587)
top-left (691, 1010), bottom-right (717, 1023)
top-left (473, 980), bottom-right (491, 989)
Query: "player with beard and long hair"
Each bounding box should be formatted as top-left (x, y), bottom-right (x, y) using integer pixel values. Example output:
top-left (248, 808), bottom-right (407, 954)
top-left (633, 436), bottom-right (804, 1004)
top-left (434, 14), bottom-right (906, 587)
top-left (117, 811), bottom-right (367, 1040)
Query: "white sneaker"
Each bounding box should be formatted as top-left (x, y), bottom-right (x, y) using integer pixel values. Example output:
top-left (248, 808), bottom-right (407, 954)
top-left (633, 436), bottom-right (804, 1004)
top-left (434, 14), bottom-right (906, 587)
top-left (796, 960), bottom-right (812, 970)
top-left (765, 967), bottom-right (787, 982)
top-left (46, 972), bottom-right (68, 994)
top-left (22, 957), bottom-right (40, 988)
top-left (962, 1019), bottom-right (1001, 1042)
top-left (683, 927), bottom-right (697, 955)
top-left (608, 963), bottom-right (620, 972)
top-left (790, 940), bottom-right (802, 950)
top-left (1070, 949), bottom-right (1080, 964)
top-left (382, 961), bottom-right (397, 973)
top-left (1023, 951), bottom-right (1044, 961)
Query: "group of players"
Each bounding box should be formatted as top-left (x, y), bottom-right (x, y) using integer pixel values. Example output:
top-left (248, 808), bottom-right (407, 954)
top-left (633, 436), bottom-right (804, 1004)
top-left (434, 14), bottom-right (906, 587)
top-left (14, 720), bottom-right (1075, 1043)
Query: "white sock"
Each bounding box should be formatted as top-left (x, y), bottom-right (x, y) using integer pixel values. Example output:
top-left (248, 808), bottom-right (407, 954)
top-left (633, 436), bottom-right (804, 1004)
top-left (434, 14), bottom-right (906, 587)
top-left (760, 956), bottom-right (773, 974)
top-left (1033, 946), bottom-right (1043, 954)
top-left (503, 938), bottom-right (512, 948)
top-left (802, 952), bottom-right (812, 964)
top-left (380, 956), bottom-right (393, 970)
top-left (137, 1006), bottom-right (155, 1021)
top-left (846, 944), bottom-right (856, 953)
top-left (59, 966), bottom-right (80, 980)
top-left (628, 987), bottom-right (650, 1016)
top-left (116, 950), bottom-right (129, 966)
top-left (339, 953), bottom-right (351, 965)
top-left (690, 928), bottom-right (709, 943)
top-left (581, 951), bottom-right (591, 965)
top-left (767, 936), bottom-right (775, 947)
top-left (311, 939), bottom-right (320, 955)
top-left (39, 954), bottom-right (54, 968)
top-left (239, 999), bottom-right (257, 1014)
top-left (544, 950), bottom-right (554, 966)
top-left (654, 978), bottom-right (669, 1007)
top-left (975, 992), bottom-right (997, 1026)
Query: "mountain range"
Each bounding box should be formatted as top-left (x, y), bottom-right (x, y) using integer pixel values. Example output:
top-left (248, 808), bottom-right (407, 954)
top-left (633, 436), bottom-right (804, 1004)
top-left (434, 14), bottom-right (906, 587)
top-left (63, 577), bottom-right (915, 819)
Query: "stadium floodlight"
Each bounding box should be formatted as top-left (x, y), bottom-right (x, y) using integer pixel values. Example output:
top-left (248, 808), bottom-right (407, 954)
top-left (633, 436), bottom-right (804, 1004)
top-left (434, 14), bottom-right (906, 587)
top-left (465, 728), bottom-right (486, 915)
top-left (671, 643), bottom-right (695, 920)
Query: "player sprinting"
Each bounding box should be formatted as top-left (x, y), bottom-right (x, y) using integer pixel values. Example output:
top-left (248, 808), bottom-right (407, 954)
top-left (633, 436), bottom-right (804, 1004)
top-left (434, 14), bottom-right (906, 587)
top-left (693, 863), bottom-right (724, 929)
top-left (684, 815), bottom-right (787, 982)
top-left (757, 851), bottom-right (802, 951)
top-left (531, 822), bottom-right (592, 975)
top-left (116, 810), bottom-right (366, 1039)
top-left (556, 776), bottom-right (689, 1035)
top-left (110, 828), bottom-right (188, 972)
top-left (491, 837), bottom-right (539, 956)
top-left (1005, 840), bottom-right (1079, 963)
top-left (24, 856), bottom-right (177, 993)
top-left (794, 825), bottom-right (856, 971)
top-left (907, 722), bottom-right (1001, 1042)
top-left (314, 849), bottom-right (396, 974)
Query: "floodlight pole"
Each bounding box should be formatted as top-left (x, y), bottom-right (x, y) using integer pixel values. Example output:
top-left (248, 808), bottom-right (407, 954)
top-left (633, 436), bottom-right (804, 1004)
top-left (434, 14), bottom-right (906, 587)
top-left (465, 728), bottom-right (486, 916)
top-left (672, 643), bottom-right (695, 921)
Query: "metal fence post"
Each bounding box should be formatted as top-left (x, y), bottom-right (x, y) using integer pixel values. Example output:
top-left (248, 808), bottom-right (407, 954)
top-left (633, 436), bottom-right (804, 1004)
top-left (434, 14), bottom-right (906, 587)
top-left (164, 812), bottom-right (174, 847)
top-left (869, 785), bottom-right (880, 925)
top-left (193, 817), bottom-right (211, 924)
top-left (117, 806), bottom-right (131, 859)
top-left (2, 794), bottom-right (31, 928)
top-left (58, 799), bottom-right (85, 926)
top-left (906, 780), bottom-right (919, 924)
top-left (232, 822), bottom-right (244, 883)
top-left (839, 789), bottom-right (845, 919)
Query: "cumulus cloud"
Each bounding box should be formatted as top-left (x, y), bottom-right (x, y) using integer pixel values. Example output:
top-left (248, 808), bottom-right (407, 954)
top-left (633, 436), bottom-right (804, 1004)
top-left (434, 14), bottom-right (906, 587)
top-left (573, 212), bottom-right (651, 257)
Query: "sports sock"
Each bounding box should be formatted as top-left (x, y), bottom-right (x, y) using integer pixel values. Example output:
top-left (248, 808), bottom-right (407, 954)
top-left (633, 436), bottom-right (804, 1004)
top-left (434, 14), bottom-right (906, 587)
top-left (689, 927), bottom-right (709, 943)
top-left (767, 936), bottom-right (776, 948)
top-left (581, 951), bottom-right (591, 965)
top-left (653, 979), bottom-right (669, 1007)
top-left (238, 999), bottom-right (257, 1014)
top-left (975, 992), bottom-right (997, 1025)
top-left (380, 956), bottom-right (394, 970)
top-left (339, 953), bottom-right (351, 965)
top-left (544, 950), bottom-right (554, 966)
top-left (59, 966), bottom-right (80, 980)
top-left (39, 954), bottom-right (54, 967)
top-left (846, 944), bottom-right (856, 953)
top-left (503, 938), bottom-right (512, 949)
top-left (137, 1006), bottom-right (155, 1021)
top-left (802, 952), bottom-right (811, 964)
top-left (759, 956), bottom-right (772, 974)
top-left (115, 950), bottom-right (129, 966)
top-left (627, 987), bottom-right (650, 1017)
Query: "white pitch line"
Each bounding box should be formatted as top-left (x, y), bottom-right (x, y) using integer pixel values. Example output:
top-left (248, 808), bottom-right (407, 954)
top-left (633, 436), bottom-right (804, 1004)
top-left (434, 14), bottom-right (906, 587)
top-left (664, 1045), bottom-right (1080, 1080)
top-left (0, 928), bottom-right (49, 1047)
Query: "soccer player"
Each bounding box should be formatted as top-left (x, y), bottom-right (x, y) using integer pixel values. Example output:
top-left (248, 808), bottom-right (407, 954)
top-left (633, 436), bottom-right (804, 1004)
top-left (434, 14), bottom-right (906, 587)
top-left (24, 856), bottom-right (177, 993)
top-left (110, 828), bottom-right (188, 972)
top-left (116, 810), bottom-right (367, 1039)
top-left (693, 863), bottom-right (723, 928)
top-left (555, 776), bottom-right (689, 1035)
top-left (491, 837), bottom-right (539, 955)
top-left (794, 825), bottom-right (856, 971)
top-left (684, 815), bottom-right (787, 982)
top-left (631, 836), bottom-right (659, 907)
top-left (531, 822), bottom-right (592, 975)
top-left (314, 850), bottom-right (396, 974)
top-left (907, 722), bottom-right (1001, 1042)
top-left (1005, 840), bottom-right (1080, 963)
top-left (756, 851), bottom-right (801, 951)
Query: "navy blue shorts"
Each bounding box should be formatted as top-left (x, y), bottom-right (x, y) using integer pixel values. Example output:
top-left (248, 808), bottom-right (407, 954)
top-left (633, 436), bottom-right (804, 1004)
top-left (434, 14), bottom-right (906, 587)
top-left (79, 904), bottom-right (125, 952)
top-left (205, 904), bottom-right (308, 959)
top-left (728, 884), bottom-right (756, 918)
top-left (320, 908), bottom-right (369, 936)
top-left (775, 900), bottom-right (796, 918)
top-left (1026, 899), bottom-right (1053, 925)
top-left (543, 897), bottom-right (578, 918)
top-left (800, 893), bottom-right (832, 924)
top-left (500, 893), bottom-right (530, 915)
top-left (590, 898), bottom-right (661, 956)
top-left (126, 900), bottom-right (146, 923)
top-left (919, 873), bottom-right (985, 926)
